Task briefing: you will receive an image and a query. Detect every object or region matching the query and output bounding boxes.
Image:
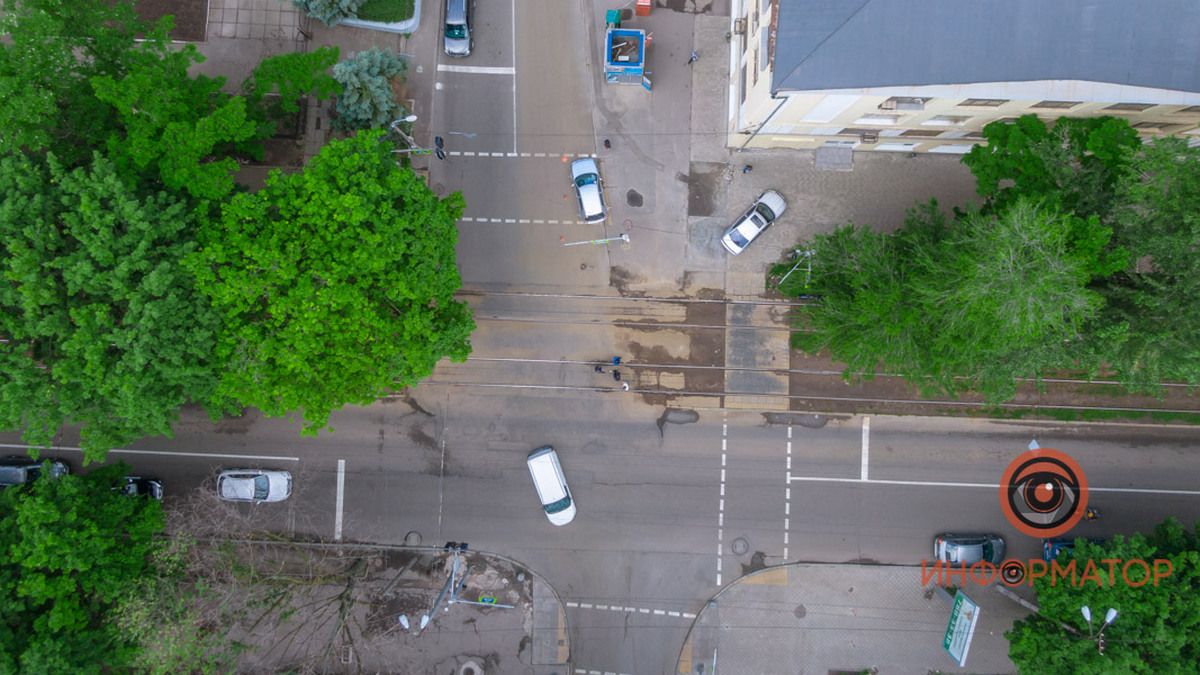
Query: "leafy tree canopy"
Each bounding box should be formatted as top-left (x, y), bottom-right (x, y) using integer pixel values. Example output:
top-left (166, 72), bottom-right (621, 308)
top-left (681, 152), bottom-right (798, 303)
top-left (188, 130), bottom-right (474, 432)
top-left (1090, 137), bottom-right (1200, 389)
top-left (961, 114), bottom-right (1140, 218)
top-left (244, 46), bottom-right (343, 119)
top-left (1007, 518), bottom-right (1200, 673)
top-left (788, 198), bottom-right (1118, 400)
top-left (0, 462), bottom-right (165, 672)
top-left (0, 153), bottom-right (222, 462)
top-left (0, 0), bottom-right (172, 164)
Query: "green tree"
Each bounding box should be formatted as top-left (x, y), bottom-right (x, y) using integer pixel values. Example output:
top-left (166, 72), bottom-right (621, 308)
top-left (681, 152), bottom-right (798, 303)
top-left (1091, 137), bottom-right (1200, 389)
top-left (0, 0), bottom-right (167, 164)
top-left (188, 130), bottom-right (474, 433)
top-left (0, 462), bottom-right (165, 672)
top-left (961, 114), bottom-right (1140, 218)
top-left (785, 199), bottom-right (1117, 400)
top-left (0, 153), bottom-right (222, 462)
top-left (91, 49), bottom-right (263, 201)
top-left (1007, 519), bottom-right (1200, 672)
top-left (332, 48), bottom-right (406, 130)
top-left (243, 46), bottom-right (342, 123)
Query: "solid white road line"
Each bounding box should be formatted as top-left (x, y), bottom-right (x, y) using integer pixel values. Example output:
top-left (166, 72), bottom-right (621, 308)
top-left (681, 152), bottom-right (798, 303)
top-left (334, 459), bottom-right (345, 542)
top-left (785, 426), bottom-right (793, 560)
top-left (436, 64), bottom-right (516, 74)
top-left (785, 473), bottom-right (1200, 496)
top-left (0, 442), bottom-right (300, 462)
top-left (861, 416), bottom-right (870, 480)
top-left (510, 0), bottom-right (517, 154)
top-left (717, 414), bottom-right (727, 586)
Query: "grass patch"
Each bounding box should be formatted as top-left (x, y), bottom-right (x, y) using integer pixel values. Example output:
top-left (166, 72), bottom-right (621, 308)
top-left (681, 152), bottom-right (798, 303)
top-left (356, 0), bottom-right (414, 22)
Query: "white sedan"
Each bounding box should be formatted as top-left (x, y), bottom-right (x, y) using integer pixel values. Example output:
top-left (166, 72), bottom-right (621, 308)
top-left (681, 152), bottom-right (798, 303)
top-left (570, 158), bottom-right (608, 224)
top-left (720, 189), bottom-right (788, 255)
top-left (217, 469), bottom-right (292, 503)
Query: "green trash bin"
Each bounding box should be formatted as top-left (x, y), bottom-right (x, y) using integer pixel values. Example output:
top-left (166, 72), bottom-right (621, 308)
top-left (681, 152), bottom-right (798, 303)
top-left (605, 9), bottom-right (621, 27)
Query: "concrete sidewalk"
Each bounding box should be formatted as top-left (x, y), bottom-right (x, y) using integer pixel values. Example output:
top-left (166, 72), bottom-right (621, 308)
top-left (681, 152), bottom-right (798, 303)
top-left (678, 563), bottom-right (1027, 674)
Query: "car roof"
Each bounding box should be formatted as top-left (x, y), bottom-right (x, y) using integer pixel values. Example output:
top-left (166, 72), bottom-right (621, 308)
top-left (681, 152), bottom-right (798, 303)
top-left (570, 158), bottom-right (599, 180)
top-left (756, 190), bottom-right (787, 218)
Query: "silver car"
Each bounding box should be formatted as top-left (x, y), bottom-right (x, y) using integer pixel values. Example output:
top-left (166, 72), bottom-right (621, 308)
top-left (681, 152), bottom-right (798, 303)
top-left (443, 0), bottom-right (473, 57)
top-left (933, 533), bottom-right (1006, 565)
top-left (720, 189), bottom-right (787, 255)
top-left (570, 158), bottom-right (608, 224)
top-left (217, 469), bottom-right (292, 503)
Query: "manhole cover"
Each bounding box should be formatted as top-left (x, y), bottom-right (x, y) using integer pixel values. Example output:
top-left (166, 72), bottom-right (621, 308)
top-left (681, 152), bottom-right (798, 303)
top-left (794, 604), bottom-right (807, 619)
top-left (626, 189), bottom-right (643, 207)
top-left (731, 537), bottom-right (749, 555)
top-left (404, 531), bottom-right (422, 546)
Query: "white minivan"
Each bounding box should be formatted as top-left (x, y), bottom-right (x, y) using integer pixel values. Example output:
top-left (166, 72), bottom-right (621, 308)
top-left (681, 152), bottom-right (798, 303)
top-left (526, 446), bottom-right (576, 526)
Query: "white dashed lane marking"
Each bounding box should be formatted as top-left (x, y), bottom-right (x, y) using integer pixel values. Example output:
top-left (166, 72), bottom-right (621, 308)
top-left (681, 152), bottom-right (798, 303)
top-left (564, 601), bottom-right (695, 620)
top-left (448, 151), bottom-right (596, 158)
top-left (459, 216), bottom-right (588, 226)
top-left (575, 669), bottom-right (633, 675)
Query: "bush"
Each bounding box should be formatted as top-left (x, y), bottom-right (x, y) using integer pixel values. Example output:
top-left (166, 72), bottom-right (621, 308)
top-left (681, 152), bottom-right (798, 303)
top-left (292, 0), bottom-right (363, 26)
top-left (332, 48), bottom-right (406, 131)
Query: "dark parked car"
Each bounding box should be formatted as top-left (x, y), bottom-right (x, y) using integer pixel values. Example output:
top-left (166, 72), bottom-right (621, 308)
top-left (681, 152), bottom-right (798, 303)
top-left (119, 476), bottom-right (164, 500)
top-left (1042, 536), bottom-right (1105, 562)
top-left (933, 532), bottom-right (1006, 565)
top-left (0, 456), bottom-right (69, 488)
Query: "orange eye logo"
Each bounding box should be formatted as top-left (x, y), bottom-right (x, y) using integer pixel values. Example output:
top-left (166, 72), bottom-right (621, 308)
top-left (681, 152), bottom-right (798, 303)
top-left (999, 448), bottom-right (1088, 538)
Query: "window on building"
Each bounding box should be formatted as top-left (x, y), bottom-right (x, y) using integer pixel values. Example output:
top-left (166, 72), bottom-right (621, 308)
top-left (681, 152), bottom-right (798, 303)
top-left (1105, 102), bottom-right (1155, 112)
top-left (879, 97), bottom-right (928, 111)
top-left (901, 129), bottom-right (944, 137)
top-left (921, 115), bottom-right (969, 126)
top-left (1032, 100), bottom-right (1081, 109)
top-left (854, 114), bottom-right (900, 125)
top-left (752, 51), bottom-right (758, 85)
top-left (839, 128), bottom-right (875, 136)
top-left (739, 65), bottom-right (747, 104)
top-left (1173, 106), bottom-right (1200, 114)
top-left (963, 131), bottom-right (986, 140)
top-left (1133, 121), bottom-right (1176, 131)
top-left (875, 142), bottom-right (920, 152)
top-left (959, 98), bottom-right (1008, 107)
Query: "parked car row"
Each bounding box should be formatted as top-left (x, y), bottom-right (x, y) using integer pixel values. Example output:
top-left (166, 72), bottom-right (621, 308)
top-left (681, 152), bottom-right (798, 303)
top-left (0, 456), bottom-right (293, 504)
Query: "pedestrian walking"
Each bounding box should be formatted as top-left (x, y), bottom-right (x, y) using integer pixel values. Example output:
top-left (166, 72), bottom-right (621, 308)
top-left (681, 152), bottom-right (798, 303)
top-left (621, 382), bottom-right (630, 391)
top-left (742, 164), bottom-right (753, 174)
top-left (594, 364), bottom-right (605, 374)
top-left (686, 50), bottom-right (699, 65)
top-left (612, 370), bottom-right (622, 381)
top-left (603, 139), bottom-right (612, 149)
top-left (611, 356), bottom-right (622, 366)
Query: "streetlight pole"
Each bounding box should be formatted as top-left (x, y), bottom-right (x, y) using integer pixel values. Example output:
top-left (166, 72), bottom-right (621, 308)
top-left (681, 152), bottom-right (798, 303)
top-left (562, 233), bottom-right (630, 247)
top-left (1081, 605), bottom-right (1118, 654)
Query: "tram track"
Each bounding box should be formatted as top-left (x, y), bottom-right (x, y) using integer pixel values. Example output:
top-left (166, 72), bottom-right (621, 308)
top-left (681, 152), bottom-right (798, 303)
top-left (443, 287), bottom-right (1200, 421)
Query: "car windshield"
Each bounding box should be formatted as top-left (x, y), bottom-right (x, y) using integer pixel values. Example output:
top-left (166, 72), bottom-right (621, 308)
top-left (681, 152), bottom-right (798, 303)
top-left (753, 202), bottom-right (777, 222)
top-left (0, 467), bottom-right (25, 485)
top-left (575, 173), bottom-right (598, 188)
top-left (728, 229), bottom-right (751, 248)
top-left (254, 475), bottom-right (270, 500)
top-left (544, 496), bottom-right (572, 514)
top-left (980, 541), bottom-right (995, 561)
top-left (445, 24), bottom-right (467, 39)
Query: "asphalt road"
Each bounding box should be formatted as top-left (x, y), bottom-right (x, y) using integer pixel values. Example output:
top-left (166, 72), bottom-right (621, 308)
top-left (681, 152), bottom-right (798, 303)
top-left (6, 395), bottom-right (1200, 675)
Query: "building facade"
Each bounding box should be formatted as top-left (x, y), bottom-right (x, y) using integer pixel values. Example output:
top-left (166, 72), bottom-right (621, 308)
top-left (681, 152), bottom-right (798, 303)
top-left (728, 0), bottom-right (1200, 154)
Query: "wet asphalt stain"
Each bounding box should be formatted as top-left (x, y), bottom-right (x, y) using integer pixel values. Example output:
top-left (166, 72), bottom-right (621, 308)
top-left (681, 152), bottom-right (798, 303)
top-left (685, 162), bottom-right (728, 217)
top-left (408, 425), bottom-right (437, 451)
top-left (399, 393), bottom-right (435, 417)
top-left (213, 409), bottom-right (257, 434)
top-left (626, 188), bottom-right (644, 207)
top-left (625, 296), bottom-right (726, 405)
top-left (740, 551), bottom-right (768, 576)
top-left (609, 266), bottom-right (646, 296)
top-left (656, 408), bottom-right (700, 438)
